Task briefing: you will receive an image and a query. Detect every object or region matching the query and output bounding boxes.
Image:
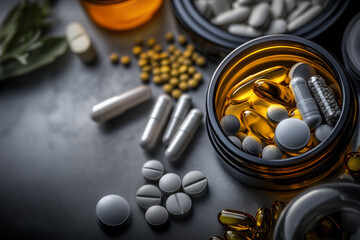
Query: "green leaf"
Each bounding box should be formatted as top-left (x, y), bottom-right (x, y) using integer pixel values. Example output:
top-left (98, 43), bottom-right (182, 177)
top-left (0, 37), bottom-right (67, 81)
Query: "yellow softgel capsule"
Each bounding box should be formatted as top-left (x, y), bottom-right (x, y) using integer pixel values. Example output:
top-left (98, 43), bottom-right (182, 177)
top-left (241, 109), bottom-right (275, 143)
top-left (255, 207), bottom-right (273, 234)
top-left (271, 201), bottom-right (284, 222)
top-left (344, 152), bottom-right (360, 176)
top-left (218, 209), bottom-right (256, 231)
top-left (224, 230), bottom-right (252, 240)
top-left (250, 96), bottom-right (271, 118)
top-left (227, 66), bottom-right (288, 104)
top-left (253, 79), bottom-right (296, 107)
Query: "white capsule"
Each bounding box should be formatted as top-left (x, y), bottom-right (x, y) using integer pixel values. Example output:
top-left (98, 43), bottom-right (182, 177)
top-left (66, 22), bottom-right (96, 63)
top-left (271, 0), bottom-right (285, 18)
top-left (287, 4), bottom-right (323, 31)
top-left (290, 77), bottom-right (322, 129)
top-left (163, 94), bottom-right (192, 146)
top-left (265, 19), bottom-right (287, 34)
top-left (209, 0), bottom-right (230, 15)
top-left (140, 94), bottom-right (172, 150)
top-left (287, 1), bottom-right (311, 22)
top-left (228, 24), bottom-right (262, 37)
top-left (91, 85), bottom-right (152, 123)
top-left (211, 7), bottom-right (251, 26)
top-left (165, 109), bottom-right (203, 162)
top-left (248, 2), bottom-right (271, 28)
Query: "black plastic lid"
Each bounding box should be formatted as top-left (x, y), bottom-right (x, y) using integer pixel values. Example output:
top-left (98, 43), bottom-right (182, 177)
top-left (342, 12), bottom-right (360, 79)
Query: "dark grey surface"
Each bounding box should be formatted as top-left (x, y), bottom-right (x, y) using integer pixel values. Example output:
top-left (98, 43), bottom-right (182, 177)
top-left (0, 0), bottom-right (359, 239)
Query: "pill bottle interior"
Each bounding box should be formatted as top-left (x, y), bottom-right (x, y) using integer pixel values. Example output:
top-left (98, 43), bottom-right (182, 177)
top-left (79, 0), bottom-right (163, 31)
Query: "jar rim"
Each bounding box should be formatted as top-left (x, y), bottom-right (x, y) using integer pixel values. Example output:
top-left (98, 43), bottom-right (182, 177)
top-left (342, 12), bottom-right (360, 78)
top-left (206, 34), bottom-right (353, 167)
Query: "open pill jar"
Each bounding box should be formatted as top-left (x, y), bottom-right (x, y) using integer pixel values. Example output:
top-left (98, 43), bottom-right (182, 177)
top-left (273, 183), bottom-right (360, 240)
top-left (170, 0), bottom-right (350, 58)
top-left (80, 0), bottom-right (163, 31)
top-left (205, 35), bottom-right (357, 190)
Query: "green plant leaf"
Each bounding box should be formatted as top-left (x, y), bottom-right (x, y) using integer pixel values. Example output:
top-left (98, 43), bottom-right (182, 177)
top-left (0, 37), bottom-right (67, 81)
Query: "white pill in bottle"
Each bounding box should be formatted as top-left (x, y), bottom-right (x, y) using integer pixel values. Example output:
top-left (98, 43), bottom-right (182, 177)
top-left (91, 85), bottom-right (152, 123)
top-left (140, 94), bottom-right (173, 151)
top-left (66, 22), bottom-right (96, 63)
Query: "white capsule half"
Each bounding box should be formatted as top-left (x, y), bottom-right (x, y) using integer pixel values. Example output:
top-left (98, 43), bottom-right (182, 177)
top-left (91, 85), bottom-right (152, 123)
top-left (140, 94), bottom-right (173, 150)
top-left (165, 108), bottom-right (203, 162)
top-left (162, 94), bottom-right (192, 146)
top-left (290, 77), bottom-right (322, 129)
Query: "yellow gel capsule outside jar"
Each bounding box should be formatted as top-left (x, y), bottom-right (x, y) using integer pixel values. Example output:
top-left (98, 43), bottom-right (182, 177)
top-left (344, 152), bottom-right (360, 176)
top-left (241, 109), bottom-right (275, 144)
top-left (255, 207), bottom-right (273, 234)
top-left (218, 209), bottom-right (256, 231)
top-left (224, 230), bottom-right (252, 240)
top-left (227, 66), bottom-right (288, 105)
top-left (252, 79), bottom-right (296, 107)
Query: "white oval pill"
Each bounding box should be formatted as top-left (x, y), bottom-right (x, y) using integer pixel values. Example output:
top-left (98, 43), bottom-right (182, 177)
top-left (166, 192), bottom-right (192, 218)
top-left (228, 24), bottom-right (262, 37)
top-left (265, 19), bottom-right (287, 34)
top-left (271, 0), bottom-right (285, 19)
top-left (288, 4), bottom-right (323, 31)
top-left (141, 160), bottom-right (164, 181)
top-left (287, 1), bottom-right (311, 22)
top-left (135, 185), bottom-right (162, 209)
top-left (248, 2), bottom-right (271, 28)
top-left (275, 118), bottom-right (310, 153)
top-left (145, 205), bottom-right (169, 228)
top-left (182, 171), bottom-right (208, 198)
top-left (211, 7), bottom-right (251, 26)
top-left (96, 195), bottom-right (131, 228)
top-left (159, 173), bottom-right (182, 195)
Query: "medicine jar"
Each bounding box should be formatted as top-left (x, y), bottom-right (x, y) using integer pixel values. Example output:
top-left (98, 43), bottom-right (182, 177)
top-left (170, 0), bottom-right (350, 58)
top-left (79, 0), bottom-right (163, 31)
top-left (273, 182), bottom-right (360, 240)
top-left (205, 35), bottom-right (358, 190)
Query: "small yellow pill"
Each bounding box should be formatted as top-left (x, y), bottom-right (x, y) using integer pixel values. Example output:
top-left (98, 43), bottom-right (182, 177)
top-left (170, 69), bottom-right (179, 77)
top-left (195, 56), bottom-right (206, 66)
top-left (188, 79), bottom-right (198, 89)
top-left (109, 53), bottom-right (119, 63)
top-left (163, 83), bottom-right (173, 93)
top-left (138, 59), bottom-right (147, 67)
top-left (152, 67), bottom-right (161, 75)
top-left (179, 73), bottom-right (189, 82)
top-left (179, 65), bottom-right (188, 74)
top-left (179, 82), bottom-right (188, 91)
top-left (186, 44), bottom-right (195, 52)
top-left (160, 52), bottom-right (169, 59)
top-left (171, 89), bottom-right (182, 99)
top-left (147, 38), bottom-right (156, 47)
top-left (132, 46), bottom-right (142, 56)
top-left (168, 44), bottom-right (176, 53)
top-left (140, 72), bottom-right (150, 83)
top-left (153, 75), bottom-right (162, 85)
top-left (121, 55), bottom-right (131, 66)
top-left (187, 66), bottom-right (196, 75)
top-left (142, 65), bottom-right (151, 72)
top-left (193, 72), bottom-right (203, 82)
top-left (153, 44), bottom-right (162, 53)
top-left (161, 73), bottom-right (170, 82)
top-left (169, 77), bottom-right (179, 87)
top-left (165, 32), bottom-right (174, 43)
top-left (177, 35), bottom-right (187, 45)
top-left (139, 52), bottom-right (148, 59)
top-left (161, 66), bottom-right (170, 73)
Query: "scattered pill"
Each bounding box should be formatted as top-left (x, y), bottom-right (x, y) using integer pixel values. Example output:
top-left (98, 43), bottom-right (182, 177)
top-left (145, 205), bottom-right (169, 228)
top-left (121, 55), bottom-right (131, 66)
top-left (109, 53), bottom-right (119, 63)
top-left (314, 124), bottom-right (333, 143)
top-left (140, 72), bottom-right (150, 83)
top-left (228, 136), bottom-right (242, 149)
top-left (289, 62), bottom-right (316, 81)
top-left (140, 94), bottom-right (172, 150)
top-left (290, 77), bottom-right (322, 129)
top-left (275, 118), bottom-right (310, 153)
top-left (288, 4), bottom-right (322, 31)
top-left (163, 94), bottom-right (192, 146)
top-left (271, 201), bottom-right (284, 221)
top-left (242, 135), bottom-right (263, 156)
top-left (262, 145), bottom-right (282, 159)
top-left (135, 185), bottom-right (162, 210)
top-left (178, 35), bottom-right (188, 45)
top-left (171, 89), bottom-right (182, 99)
top-left (163, 83), bottom-right (173, 93)
top-left (159, 173), bottom-right (182, 195)
top-left (91, 85), bottom-right (151, 123)
top-left (209, 237), bottom-right (223, 240)
top-left (218, 209), bottom-right (256, 231)
top-left (344, 153), bottom-right (360, 176)
top-left (182, 171), bottom-right (208, 198)
top-left (141, 160), bottom-right (164, 181)
top-left (166, 192), bottom-right (192, 218)
top-left (165, 108), bottom-right (203, 162)
top-left (220, 115), bottom-right (241, 136)
top-left (96, 195), bottom-right (131, 228)
top-left (255, 207), bottom-right (273, 234)
top-left (132, 46), bottom-right (142, 56)
top-left (165, 32), bottom-right (174, 42)
top-left (266, 105), bottom-right (288, 124)
top-left (66, 22), bottom-right (96, 63)
top-left (147, 38), bottom-right (156, 47)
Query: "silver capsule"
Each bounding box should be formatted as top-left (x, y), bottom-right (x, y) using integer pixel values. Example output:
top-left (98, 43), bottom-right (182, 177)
top-left (162, 94), bottom-right (192, 146)
top-left (140, 94), bottom-right (172, 150)
top-left (165, 108), bottom-right (203, 162)
top-left (91, 85), bottom-right (152, 123)
top-left (290, 77), bottom-right (322, 129)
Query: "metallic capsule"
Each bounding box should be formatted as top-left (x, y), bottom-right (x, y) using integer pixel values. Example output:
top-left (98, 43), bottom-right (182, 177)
top-left (165, 108), bottom-right (203, 162)
top-left (241, 109), bottom-right (275, 144)
top-left (140, 94), bottom-right (172, 150)
top-left (91, 85), bottom-right (152, 123)
top-left (162, 94), bottom-right (192, 146)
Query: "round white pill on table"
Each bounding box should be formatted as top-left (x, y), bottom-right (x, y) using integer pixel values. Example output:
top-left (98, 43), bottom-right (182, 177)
top-left (220, 115), bottom-right (241, 136)
top-left (159, 173), bottom-right (182, 195)
top-left (242, 135), bottom-right (262, 156)
top-left (262, 145), bottom-right (282, 159)
top-left (96, 195), bottom-right (131, 228)
top-left (228, 136), bottom-right (242, 149)
top-left (145, 205), bottom-right (169, 228)
top-left (267, 105), bottom-right (288, 124)
top-left (166, 192), bottom-right (192, 218)
top-left (141, 160), bottom-right (164, 181)
top-left (289, 62), bottom-right (316, 81)
top-left (135, 185), bottom-right (162, 209)
top-left (315, 124), bottom-right (334, 143)
top-left (182, 171), bottom-right (208, 198)
top-left (275, 118), bottom-right (310, 153)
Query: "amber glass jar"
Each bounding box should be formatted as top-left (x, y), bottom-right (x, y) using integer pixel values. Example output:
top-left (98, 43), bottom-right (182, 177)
top-left (205, 35), bottom-right (357, 190)
top-left (80, 0), bottom-right (163, 31)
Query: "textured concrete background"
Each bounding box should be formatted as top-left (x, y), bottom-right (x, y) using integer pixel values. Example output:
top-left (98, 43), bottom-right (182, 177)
top-left (0, 0), bottom-right (359, 239)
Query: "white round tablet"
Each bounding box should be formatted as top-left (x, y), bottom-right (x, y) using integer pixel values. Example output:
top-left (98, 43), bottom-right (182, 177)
top-left (315, 124), bottom-right (334, 143)
top-left (141, 160), bottom-right (164, 181)
top-left (220, 115), bottom-right (241, 136)
top-left (242, 135), bottom-right (262, 156)
top-left (145, 205), bottom-right (169, 228)
top-left (228, 136), bottom-right (242, 149)
top-left (135, 185), bottom-right (162, 209)
top-left (158, 173), bottom-right (181, 195)
top-left (182, 171), bottom-right (208, 198)
top-left (96, 195), bottom-right (131, 228)
top-left (262, 145), bottom-right (282, 159)
top-left (275, 118), bottom-right (310, 153)
top-left (166, 192), bottom-right (192, 218)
